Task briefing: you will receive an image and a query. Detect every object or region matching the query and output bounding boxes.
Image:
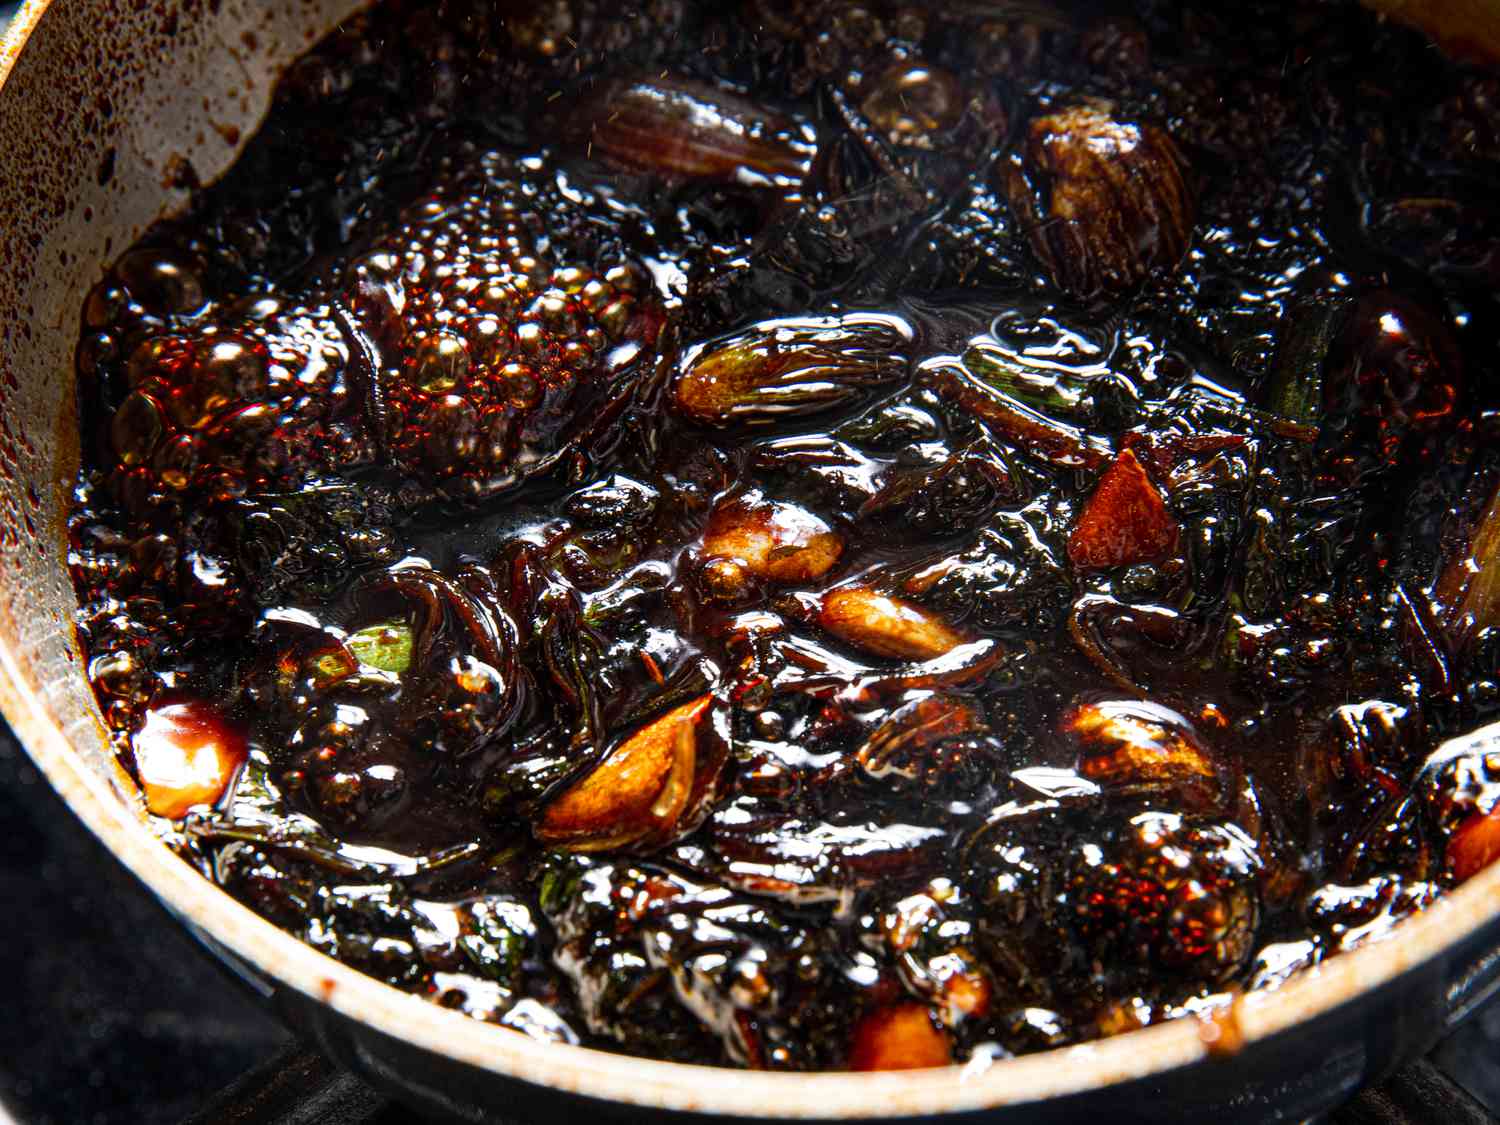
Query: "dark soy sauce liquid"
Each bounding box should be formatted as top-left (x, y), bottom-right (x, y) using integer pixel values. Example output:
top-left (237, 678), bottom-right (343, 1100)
top-left (65, 0), bottom-right (1500, 1070)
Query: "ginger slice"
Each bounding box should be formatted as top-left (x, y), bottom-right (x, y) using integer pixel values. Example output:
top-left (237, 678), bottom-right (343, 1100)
top-left (1068, 447), bottom-right (1179, 570)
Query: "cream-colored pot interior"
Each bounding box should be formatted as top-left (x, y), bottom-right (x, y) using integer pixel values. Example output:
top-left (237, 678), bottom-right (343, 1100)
top-left (2, 0), bottom-right (1499, 1116)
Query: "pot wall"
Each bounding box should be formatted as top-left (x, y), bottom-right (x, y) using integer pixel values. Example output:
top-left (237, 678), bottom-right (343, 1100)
top-left (0, 0), bottom-right (360, 806)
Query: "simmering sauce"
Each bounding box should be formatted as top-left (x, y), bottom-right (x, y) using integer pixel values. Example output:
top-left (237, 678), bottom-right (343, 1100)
top-left (65, 0), bottom-right (1500, 1069)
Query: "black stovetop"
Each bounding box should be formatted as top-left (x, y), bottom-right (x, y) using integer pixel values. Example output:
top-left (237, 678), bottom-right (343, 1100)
top-left (3, 713), bottom-right (1499, 1125)
top-left (0, 726), bottom-right (288, 1124)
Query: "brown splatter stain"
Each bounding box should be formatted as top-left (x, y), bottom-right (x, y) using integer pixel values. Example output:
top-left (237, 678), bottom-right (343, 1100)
top-left (160, 152), bottom-right (200, 191)
top-left (1197, 997), bottom-right (1247, 1058)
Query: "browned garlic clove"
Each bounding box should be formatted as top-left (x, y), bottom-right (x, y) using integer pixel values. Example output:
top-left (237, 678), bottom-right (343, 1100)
top-left (133, 699), bottom-right (248, 819)
top-left (702, 491), bottom-right (845, 584)
top-left (536, 694), bottom-right (726, 852)
top-left (817, 587), bottom-right (968, 661)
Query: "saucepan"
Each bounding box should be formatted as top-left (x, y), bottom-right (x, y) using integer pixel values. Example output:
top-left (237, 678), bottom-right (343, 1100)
top-left (1, 1), bottom-right (1499, 1121)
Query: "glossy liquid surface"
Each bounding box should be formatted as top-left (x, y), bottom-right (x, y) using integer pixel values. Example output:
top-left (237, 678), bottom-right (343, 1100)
top-left (65, 0), bottom-right (1500, 1070)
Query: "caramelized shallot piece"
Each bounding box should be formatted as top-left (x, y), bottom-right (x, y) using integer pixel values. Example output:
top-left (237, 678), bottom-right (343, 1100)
top-left (536, 695), bottom-right (726, 852)
top-left (818, 588), bottom-right (967, 661)
top-left (133, 700), bottom-right (248, 819)
top-left (848, 1003), bottom-right (954, 1071)
top-left (1003, 104), bottom-right (1196, 299)
top-left (1067, 448), bottom-right (1179, 570)
top-left (702, 491), bottom-right (845, 584)
top-left (1061, 698), bottom-right (1220, 804)
top-left (564, 75), bottom-right (817, 189)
